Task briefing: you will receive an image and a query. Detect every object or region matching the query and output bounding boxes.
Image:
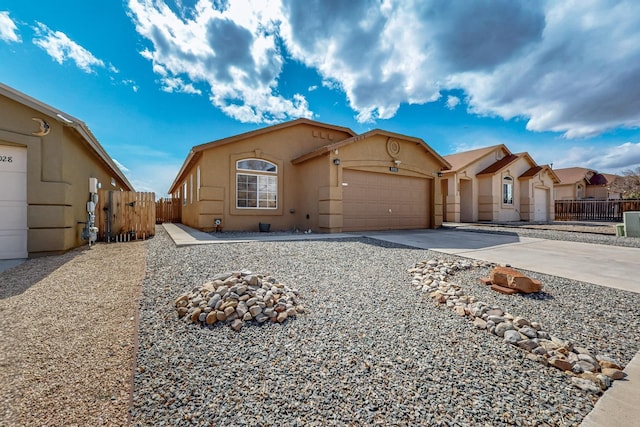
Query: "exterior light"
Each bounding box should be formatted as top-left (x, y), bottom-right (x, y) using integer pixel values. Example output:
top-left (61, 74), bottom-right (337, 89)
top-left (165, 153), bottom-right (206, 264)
top-left (333, 158), bottom-right (341, 165)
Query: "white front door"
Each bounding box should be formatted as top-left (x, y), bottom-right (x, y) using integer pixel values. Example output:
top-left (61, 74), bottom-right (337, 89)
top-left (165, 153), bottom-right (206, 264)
top-left (0, 145), bottom-right (28, 259)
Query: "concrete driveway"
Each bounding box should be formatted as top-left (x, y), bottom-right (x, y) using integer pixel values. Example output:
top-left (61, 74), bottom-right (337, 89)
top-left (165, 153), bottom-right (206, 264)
top-left (358, 229), bottom-right (639, 294)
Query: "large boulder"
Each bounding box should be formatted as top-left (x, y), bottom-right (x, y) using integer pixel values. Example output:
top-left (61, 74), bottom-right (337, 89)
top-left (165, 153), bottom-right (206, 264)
top-left (489, 266), bottom-right (543, 293)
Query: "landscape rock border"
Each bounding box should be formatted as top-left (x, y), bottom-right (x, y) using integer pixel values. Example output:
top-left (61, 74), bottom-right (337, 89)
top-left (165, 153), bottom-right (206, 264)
top-left (175, 271), bottom-right (305, 331)
top-left (409, 259), bottom-right (627, 394)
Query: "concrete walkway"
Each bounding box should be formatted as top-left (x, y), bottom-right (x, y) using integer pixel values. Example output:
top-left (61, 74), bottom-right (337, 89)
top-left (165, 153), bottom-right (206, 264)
top-left (162, 223), bottom-right (640, 427)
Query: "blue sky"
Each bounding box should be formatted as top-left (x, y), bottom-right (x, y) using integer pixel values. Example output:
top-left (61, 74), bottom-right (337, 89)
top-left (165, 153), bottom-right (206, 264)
top-left (1, 0), bottom-right (639, 196)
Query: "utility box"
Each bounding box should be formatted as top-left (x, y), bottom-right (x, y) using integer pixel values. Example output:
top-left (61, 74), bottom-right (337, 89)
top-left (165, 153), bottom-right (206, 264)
top-left (623, 211), bottom-right (640, 238)
top-left (616, 224), bottom-right (625, 237)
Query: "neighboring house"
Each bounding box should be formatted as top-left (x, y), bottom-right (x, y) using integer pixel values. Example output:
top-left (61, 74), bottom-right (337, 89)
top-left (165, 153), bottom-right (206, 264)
top-left (553, 167), bottom-right (622, 200)
top-left (168, 118), bottom-right (451, 233)
top-left (441, 144), bottom-right (559, 223)
top-left (0, 83), bottom-right (133, 259)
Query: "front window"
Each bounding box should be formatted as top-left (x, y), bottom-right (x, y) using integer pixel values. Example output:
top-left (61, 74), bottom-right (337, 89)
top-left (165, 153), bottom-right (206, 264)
top-left (182, 182), bottom-right (187, 206)
top-left (503, 176), bottom-right (513, 205)
top-left (236, 159), bottom-right (277, 209)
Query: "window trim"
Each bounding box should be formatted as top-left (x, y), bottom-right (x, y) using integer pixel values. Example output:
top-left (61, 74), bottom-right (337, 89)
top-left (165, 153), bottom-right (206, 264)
top-left (230, 154), bottom-right (284, 216)
top-left (235, 158), bottom-right (279, 211)
top-left (502, 175), bottom-right (514, 206)
top-left (196, 166), bottom-right (200, 202)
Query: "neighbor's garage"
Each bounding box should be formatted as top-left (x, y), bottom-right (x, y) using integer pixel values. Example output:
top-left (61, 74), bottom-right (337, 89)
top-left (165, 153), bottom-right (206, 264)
top-left (534, 187), bottom-right (549, 222)
top-left (342, 169), bottom-right (431, 231)
top-left (0, 144), bottom-right (27, 259)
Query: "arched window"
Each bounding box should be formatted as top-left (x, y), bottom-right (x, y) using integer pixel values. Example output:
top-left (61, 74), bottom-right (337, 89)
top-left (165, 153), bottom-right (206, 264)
top-left (236, 159), bottom-right (278, 209)
top-left (502, 176), bottom-right (513, 205)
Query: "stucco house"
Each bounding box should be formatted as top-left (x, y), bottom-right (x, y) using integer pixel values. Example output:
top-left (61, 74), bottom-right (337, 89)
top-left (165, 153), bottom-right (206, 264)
top-left (441, 144), bottom-right (559, 223)
top-left (0, 83), bottom-right (133, 259)
top-left (553, 167), bottom-right (622, 200)
top-left (168, 118), bottom-right (451, 233)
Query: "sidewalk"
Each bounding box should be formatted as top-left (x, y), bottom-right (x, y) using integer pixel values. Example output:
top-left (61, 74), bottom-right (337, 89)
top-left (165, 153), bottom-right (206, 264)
top-left (162, 223), bottom-right (640, 427)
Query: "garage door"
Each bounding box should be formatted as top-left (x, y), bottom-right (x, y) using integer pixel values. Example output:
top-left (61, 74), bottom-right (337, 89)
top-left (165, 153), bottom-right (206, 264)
top-left (342, 169), bottom-right (430, 231)
top-left (534, 188), bottom-right (548, 222)
top-left (0, 145), bottom-right (28, 259)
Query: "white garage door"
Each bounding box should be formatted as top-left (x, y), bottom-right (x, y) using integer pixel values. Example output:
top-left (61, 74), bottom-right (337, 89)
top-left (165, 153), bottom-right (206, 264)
top-left (534, 188), bottom-right (549, 222)
top-left (0, 145), bottom-right (28, 259)
top-left (342, 169), bottom-right (430, 231)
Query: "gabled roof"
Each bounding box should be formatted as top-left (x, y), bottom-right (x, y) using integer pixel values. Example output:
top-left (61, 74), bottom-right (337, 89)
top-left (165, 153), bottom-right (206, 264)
top-left (168, 118), bottom-right (356, 193)
top-left (442, 144), bottom-right (511, 172)
top-left (476, 154), bottom-right (519, 175)
top-left (476, 152), bottom-right (537, 176)
top-left (0, 83), bottom-right (133, 190)
top-left (519, 165), bottom-right (561, 183)
top-left (291, 128), bottom-right (451, 169)
top-left (553, 167), bottom-right (598, 185)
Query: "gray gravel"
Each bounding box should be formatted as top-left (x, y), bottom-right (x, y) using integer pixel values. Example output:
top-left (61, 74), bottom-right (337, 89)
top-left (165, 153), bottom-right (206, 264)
top-left (131, 228), bottom-right (640, 426)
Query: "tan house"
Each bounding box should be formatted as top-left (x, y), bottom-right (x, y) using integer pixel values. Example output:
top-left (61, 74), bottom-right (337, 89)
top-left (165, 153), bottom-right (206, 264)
top-left (554, 167), bottom-right (622, 200)
top-left (0, 83), bottom-right (133, 259)
top-left (441, 144), bottom-right (559, 222)
top-left (168, 118), bottom-right (451, 233)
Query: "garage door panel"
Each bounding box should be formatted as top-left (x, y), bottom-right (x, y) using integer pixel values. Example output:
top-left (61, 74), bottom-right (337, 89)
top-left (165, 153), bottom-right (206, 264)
top-left (342, 170), bottom-right (430, 231)
top-left (534, 188), bottom-right (548, 221)
top-left (0, 203), bottom-right (27, 229)
top-left (0, 172), bottom-right (27, 199)
top-left (1, 145), bottom-right (27, 259)
top-left (0, 230), bottom-right (28, 259)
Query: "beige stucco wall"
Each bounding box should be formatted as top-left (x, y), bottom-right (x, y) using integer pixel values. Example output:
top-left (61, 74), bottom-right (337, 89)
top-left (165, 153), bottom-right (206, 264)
top-left (176, 122), bottom-right (352, 232)
top-left (174, 124), bottom-right (445, 232)
top-left (554, 183), bottom-right (578, 200)
top-left (0, 95), bottom-right (130, 256)
top-left (443, 150), bottom-right (555, 223)
top-left (443, 147), bottom-right (509, 222)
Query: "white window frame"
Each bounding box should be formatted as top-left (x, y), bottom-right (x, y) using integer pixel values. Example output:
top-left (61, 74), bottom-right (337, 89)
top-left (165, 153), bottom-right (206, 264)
top-left (182, 182), bottom-right (187, 206)
top-left (196, 166), bottom-right (201, 202)
top-left (502, 176), bottom-right (514, 205)
top-left (190, 174), bottom-right (193, 204)
top-left (236, 159), bottom-right (278, 209)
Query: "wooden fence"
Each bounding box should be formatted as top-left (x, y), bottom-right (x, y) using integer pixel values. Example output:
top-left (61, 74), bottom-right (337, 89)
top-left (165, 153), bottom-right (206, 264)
top-left (96, 190), bottom-right (156, 242)
top-left (156, 197), bottom-right (182, 224)
top-left (555, 199), bottom-right (640, 221)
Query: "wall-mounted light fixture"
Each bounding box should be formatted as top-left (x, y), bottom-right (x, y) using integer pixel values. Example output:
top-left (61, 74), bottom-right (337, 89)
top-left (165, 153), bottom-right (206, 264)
top-left (333, 158), bottom-right (341, 165)
top-left (437, 171), bottom-right (443, 177)
top-left (394, 159), bottom-right (401, 165)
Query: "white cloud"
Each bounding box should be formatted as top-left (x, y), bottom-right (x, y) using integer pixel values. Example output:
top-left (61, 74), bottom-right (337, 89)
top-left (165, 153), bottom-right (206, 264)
top-left (112, 158), bottom-right (130, 172)
top-left (126, 0), bottom-right (313, 124)
top-left (535, 142), bottom-right (640, 175)
top-left (32, 22), bottom-right (105, 73)
top-left (126, 0), bottom-right (640, 136)
top-left (280, 0), bottom-right (640, 136)
top-left (446, 96), bottom-right (460, 110)
top-left (160, 76), bottom-right (201, 94)
top-left (0, 11), bottom-right (21, 43)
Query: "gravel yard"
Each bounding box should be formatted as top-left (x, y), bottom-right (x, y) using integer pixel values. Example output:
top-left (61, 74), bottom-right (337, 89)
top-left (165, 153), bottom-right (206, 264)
top-left (131, 228), bottom-right (640, 426)
top-left (2, 224), bottom-right (638, 426)
top-left (0, 241), bottom-right (146, 426)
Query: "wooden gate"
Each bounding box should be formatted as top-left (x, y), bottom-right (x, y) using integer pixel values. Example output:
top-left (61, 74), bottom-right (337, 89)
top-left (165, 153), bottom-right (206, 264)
top-left (156, 197), bottom-right (181, 224)
top-left (96, 190), bottom-right (156, 242)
